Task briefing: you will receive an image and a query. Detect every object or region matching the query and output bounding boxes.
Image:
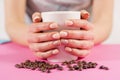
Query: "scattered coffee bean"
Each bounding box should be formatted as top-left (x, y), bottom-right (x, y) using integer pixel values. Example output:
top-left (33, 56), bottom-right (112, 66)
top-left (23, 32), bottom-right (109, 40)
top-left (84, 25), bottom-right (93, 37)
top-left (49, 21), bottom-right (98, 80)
top-left (73, 65), bottom-right (79, 70)
top-left (15, 60), bottom-right (109, 73)
top-left (99, 65), bottom-right (109, 70)
top-left (47, 69), bottom-right (51, 73)
top-left (57, 66), bottom-right (63, 71)
top-left (15, 64), bottom-right (23, 68)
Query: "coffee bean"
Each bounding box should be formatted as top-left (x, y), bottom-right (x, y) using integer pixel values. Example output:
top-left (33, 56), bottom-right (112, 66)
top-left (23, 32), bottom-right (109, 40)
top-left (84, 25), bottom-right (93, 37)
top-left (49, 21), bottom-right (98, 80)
top-left (78, 67), bottom-right (82, 71)
top-left (82, 65), bottom-right (88, 69)
top-left (68, 67), bottom-right (74, 71)
top-left (69, 60), bottom-right (76, 64)
top-left (73, 65), bottom-right (79, 70)
top-left (15, 64), bottom-right (23, 68)
top-left (57, 66), bottom-right (63, 71)
top-left (81, 61), bottom-right (87, 65)
top-left (99, 65), bottom-right (109, 70)
top-left (47, 69), bottom-right (51, 73)
top-left (54, 64), bottom-right (60, 68)
top-left (15, 60), bottom-right (109, 73)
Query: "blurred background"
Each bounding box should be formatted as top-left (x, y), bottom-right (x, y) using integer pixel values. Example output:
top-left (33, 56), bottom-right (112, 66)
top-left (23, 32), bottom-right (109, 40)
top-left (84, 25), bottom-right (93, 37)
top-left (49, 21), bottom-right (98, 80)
top-left (0, 0), bottom-right (120, 44)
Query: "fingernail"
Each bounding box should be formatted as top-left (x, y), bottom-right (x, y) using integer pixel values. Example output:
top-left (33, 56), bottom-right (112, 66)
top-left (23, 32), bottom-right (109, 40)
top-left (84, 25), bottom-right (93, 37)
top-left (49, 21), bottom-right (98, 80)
top-left (81, 11), bottom-right (89, 19)
top-left (53, 41), bottom-right (61, 46)
top-left (52, 49), bottom-right (59, 54)
top-left (61, 39), bottom-right (68, 45)
top-left (33, 15), bottom-right (40, 22)
top-left (65, 47), bottom-right (72, 52)
top-left (65, 20), bottom-right (73, 25)
top-left (52, 33), bottom-right (60, 39)
top-left (50, 23), bottom-right (58, 29)
top-left (60, 31), bottom-right (68, 37)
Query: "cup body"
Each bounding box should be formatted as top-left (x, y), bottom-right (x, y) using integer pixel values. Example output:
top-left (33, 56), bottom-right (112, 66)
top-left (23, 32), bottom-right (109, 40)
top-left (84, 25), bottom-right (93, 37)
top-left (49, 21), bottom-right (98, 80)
top-left (41, 11), bottom-right (81, 62)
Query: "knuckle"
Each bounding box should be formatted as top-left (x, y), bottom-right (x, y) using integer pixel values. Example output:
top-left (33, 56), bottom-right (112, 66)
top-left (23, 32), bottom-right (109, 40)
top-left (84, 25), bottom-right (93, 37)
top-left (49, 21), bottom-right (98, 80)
top-left (34, 35), bottom-right (41, 42)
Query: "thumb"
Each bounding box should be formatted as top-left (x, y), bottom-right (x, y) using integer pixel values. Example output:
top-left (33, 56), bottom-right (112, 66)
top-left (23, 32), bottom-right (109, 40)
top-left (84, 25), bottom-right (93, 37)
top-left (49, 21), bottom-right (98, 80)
top-left (32, 12), bottom-right (42, 23)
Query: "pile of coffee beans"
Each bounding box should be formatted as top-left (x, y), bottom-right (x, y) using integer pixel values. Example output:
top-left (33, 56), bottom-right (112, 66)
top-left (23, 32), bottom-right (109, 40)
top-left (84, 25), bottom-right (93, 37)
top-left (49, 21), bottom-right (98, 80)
top-left (15, 60), bottom-right (109, 73)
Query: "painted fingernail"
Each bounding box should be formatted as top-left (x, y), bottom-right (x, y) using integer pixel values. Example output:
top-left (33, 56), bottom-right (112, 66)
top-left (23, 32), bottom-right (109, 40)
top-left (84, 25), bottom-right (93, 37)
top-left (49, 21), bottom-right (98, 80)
top-left (33, 15), bottom-right (41, 22)
top-left (50, 23), bottom-right (58, 29)
top-left (65, 47), bottom-right (72, 52)
top-left (52, 33), bottom-right (60, 39)
top-left (65, 20), bottom-right (73, 25)
top-left (81, 10), bottom-right (89, 19)
top-left (52, 49), bottom-right (59, 54)
top-left (60, 31), bottom-right (68, 37)
top-left (61, 39), bottom-right (68, 45)
top-left (53, 41), bottom-right (61, 46)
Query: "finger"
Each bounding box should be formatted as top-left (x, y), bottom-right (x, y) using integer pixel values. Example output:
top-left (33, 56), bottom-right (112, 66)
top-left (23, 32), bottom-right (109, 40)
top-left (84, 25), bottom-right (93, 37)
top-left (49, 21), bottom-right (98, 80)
top-left (61, 39), bottom-right (94, 49)
top-left (65, 47), bottom-right (90, 57)
top-left (28, 32), bottom-right (60, 43)
top-left (29, 22), bottom-right (58, 33)
top-left (29, 40), bottom-right (61, 52)
top-left (60, 30), bottom-right (94, 40)
top-left (65, 19), bottom-right (93, 30)
top-left (34, 49), bottom-right (59, 59)
top-left (81, 10), bottom-right (90, 20)
top-left (32, 12), bottom-right (41, 23)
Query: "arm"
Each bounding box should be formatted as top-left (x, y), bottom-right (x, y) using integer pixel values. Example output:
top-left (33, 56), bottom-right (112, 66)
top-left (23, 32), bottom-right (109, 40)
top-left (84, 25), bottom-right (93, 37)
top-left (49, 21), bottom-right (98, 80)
top-left (4, 0), bottom-right (28, 46)
top-left (59, 0), bottom-right (114, 57)
top-left (5, 0), bottom-right (61, 58)
top-left (92, 0), bottom-right (113, 44)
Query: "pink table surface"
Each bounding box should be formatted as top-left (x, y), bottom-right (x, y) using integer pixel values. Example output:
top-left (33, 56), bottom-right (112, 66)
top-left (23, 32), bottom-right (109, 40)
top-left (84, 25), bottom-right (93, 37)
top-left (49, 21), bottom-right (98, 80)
top-left (0, 42), bottom-right (120, 80)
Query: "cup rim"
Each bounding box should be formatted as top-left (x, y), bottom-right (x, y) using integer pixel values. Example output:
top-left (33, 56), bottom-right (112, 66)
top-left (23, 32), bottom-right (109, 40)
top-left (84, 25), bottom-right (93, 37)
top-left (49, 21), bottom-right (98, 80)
top-left (41, 11), bottom-right (80, 15)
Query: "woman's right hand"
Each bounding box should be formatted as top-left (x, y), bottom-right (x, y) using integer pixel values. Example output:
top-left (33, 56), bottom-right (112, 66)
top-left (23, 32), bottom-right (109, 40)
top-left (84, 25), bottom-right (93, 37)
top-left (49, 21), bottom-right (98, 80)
top-left (28, 12), bottom-right (61, 59)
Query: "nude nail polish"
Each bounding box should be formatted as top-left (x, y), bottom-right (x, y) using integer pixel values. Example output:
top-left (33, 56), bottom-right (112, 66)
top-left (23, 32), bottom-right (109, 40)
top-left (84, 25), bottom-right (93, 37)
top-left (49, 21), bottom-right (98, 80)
top-left (60, 31), bottom-right (68, 37)
top-left (50, 23), bottom-right (58, 29)
top-left (52, 33), bottom-right (60, 39)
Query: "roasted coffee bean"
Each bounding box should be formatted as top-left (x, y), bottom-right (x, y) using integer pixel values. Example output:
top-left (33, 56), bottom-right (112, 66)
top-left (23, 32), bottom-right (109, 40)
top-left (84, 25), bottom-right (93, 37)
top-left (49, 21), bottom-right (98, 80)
top-left (99, 65), bottom-right (104, 69)
top-left (54, 64), bottom-right (60, 68)
top-left (69, 60), bottom-right (76, 64)
top-left (99, 65), bottom-right (109, 70)
top-left (47, 69), bottom-right (51, 73)
top-left (62, 61), bottom-right (69, 65)
top-left (73, 65), bottom-right (79, 70)
top-left (61, 62), bottom-right (67, 66)
top-left (81, 61), bottom-right (87, 65)
top-left (57, 66), bottom-right (63, 71)
top-left (25, 60), bottom-right (31, 63)
top-left (78, 67), bottom-right (82, 71)
top-left (91, 63), bottom-right (97, 68)
top-left (68, 67), bottom-right (74, 71)
top-left (82, 65), bottom-right (88, 69)
top-left (15, 60), bottom-right (109, 73)
top-left (15, 64), bottom-right (23, 68)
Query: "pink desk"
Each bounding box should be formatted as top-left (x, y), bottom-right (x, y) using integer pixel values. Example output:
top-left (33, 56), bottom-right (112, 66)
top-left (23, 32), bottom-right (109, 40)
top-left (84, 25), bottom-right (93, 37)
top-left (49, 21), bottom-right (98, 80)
top-left (0, 42), bottom-right (120, 80)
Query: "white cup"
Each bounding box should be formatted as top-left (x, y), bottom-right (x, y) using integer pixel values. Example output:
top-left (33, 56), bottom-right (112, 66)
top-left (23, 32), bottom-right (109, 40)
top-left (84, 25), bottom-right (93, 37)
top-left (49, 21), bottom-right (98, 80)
top-left (41, 11), bottom-right (81, 62)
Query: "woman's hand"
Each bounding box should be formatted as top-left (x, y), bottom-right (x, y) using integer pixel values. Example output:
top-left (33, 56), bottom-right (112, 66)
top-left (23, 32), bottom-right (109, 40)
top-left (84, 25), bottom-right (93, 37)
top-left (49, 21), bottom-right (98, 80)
top-left (60, 10), bottom-right (94, 58)
top-left (28, 12), bottom-right (61, 59)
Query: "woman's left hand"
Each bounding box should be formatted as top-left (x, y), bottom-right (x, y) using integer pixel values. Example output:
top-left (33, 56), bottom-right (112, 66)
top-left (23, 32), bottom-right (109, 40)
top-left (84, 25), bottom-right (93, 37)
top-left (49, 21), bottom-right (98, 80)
top-left (60, 10), bottom-right (94, 58)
